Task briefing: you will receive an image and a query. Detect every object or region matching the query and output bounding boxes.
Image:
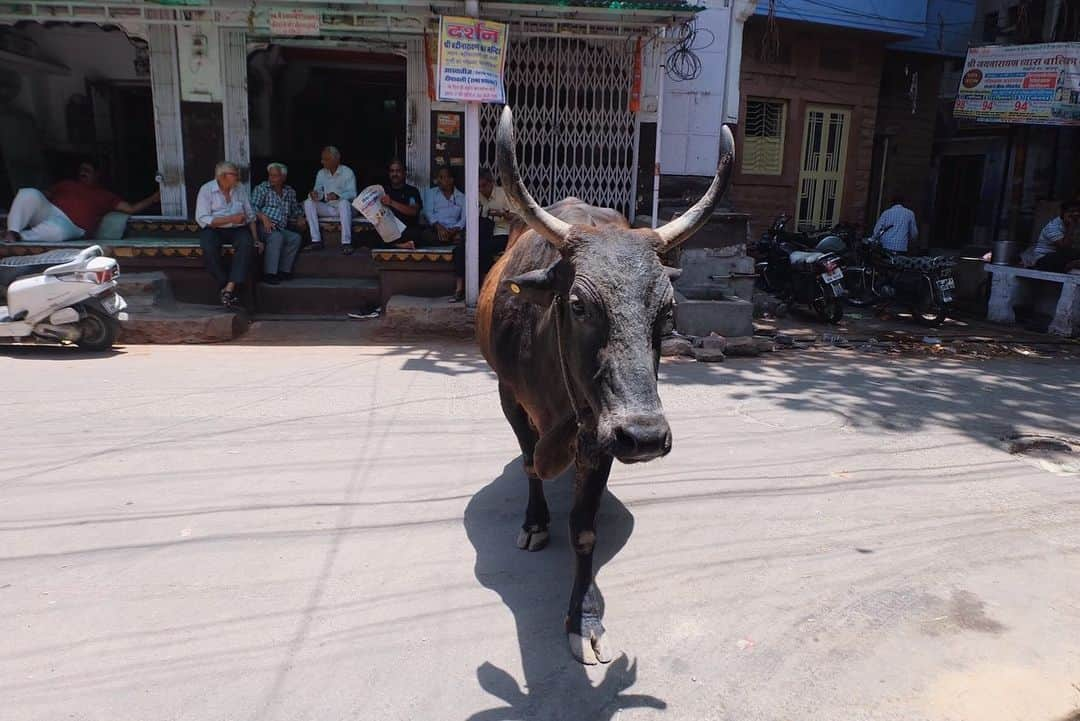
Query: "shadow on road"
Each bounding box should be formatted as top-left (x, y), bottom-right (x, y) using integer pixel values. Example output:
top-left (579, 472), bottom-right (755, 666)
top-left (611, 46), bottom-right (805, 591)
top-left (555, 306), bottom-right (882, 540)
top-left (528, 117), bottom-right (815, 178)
top-left (463, 458), bottom-right (667, 721)
top-left (0, 344), bottom-right (125, 360)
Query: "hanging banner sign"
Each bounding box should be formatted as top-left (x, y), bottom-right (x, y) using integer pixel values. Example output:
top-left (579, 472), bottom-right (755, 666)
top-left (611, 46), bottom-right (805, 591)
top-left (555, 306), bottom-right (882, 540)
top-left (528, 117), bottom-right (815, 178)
top-left (269, 9), bottom-right (321, 36)
top-left (954, 42), bottom-right (1080, 126)
top-left (436, 16), bottom-right (508, 103)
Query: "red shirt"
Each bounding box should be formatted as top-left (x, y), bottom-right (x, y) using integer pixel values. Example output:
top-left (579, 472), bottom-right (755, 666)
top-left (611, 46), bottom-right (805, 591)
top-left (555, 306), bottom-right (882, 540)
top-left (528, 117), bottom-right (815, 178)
top-left (49, 180), bottom-right (122, 235)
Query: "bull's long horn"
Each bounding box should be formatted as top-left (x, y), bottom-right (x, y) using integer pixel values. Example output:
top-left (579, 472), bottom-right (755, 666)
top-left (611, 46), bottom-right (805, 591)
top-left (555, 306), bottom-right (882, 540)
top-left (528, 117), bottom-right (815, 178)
top-left (496, 105), bottom-right (571, 248)
top-left (655, 125), bottom-right (736, 252)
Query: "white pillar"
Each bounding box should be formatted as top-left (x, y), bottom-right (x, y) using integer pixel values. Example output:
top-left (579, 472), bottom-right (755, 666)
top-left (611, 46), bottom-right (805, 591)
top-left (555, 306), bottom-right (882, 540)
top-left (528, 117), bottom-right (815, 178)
top-left (651, 28), bottom-right (666, 229)
top-left (723, 0), bottom-right (760, 125)
top-left (464, 0), bottom-right (481, 307)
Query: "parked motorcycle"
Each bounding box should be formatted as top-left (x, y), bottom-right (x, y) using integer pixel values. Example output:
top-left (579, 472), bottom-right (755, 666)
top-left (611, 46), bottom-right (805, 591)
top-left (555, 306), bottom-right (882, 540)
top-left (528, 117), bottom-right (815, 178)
top-left (843, 235), bottom-right (956, 326)
top-left (761, 213), bottom-right (858, 255)
top-left (754, 223), bottom-right (847, 324)
top-left (0, 245), bottom-right (127, 350)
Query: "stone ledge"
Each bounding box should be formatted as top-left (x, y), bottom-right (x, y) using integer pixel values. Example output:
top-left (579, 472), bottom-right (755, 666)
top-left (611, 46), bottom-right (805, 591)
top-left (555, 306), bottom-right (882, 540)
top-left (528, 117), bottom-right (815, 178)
top-left (381, 295), bottom-right (475, 337)
top-left (120, 305), bottom-right (249, 344)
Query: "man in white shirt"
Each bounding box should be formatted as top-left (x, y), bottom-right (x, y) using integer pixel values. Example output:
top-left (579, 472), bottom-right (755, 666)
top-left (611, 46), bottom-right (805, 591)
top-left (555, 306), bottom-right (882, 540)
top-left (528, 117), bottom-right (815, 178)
top-left (303, 146), bottom-right (358, 255)
top-left (195, 161), bottom-right (261, 307)
top-left (873, 195), bottom-right (919, 254)
top-left (1024, 201), bottom-right (1080, 272)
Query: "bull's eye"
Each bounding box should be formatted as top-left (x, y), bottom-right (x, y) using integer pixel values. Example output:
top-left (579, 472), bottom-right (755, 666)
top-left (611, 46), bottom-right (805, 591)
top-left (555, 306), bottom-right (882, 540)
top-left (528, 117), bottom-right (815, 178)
top-left (569, 294), bottom-right (587, 318)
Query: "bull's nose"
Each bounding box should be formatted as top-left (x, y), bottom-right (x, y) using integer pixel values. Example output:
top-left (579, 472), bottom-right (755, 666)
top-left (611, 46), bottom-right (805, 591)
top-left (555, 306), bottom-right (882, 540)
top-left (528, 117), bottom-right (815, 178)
top-left (612, 415), bottom-right (672, 462)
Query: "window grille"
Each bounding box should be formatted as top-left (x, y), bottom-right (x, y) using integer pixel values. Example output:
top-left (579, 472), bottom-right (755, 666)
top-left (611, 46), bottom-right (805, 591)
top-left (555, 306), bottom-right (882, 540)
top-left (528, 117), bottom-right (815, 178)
top-left (743, 98), bottom-right (786, 175)
top-left (479, 36), bottom-right (637, 217)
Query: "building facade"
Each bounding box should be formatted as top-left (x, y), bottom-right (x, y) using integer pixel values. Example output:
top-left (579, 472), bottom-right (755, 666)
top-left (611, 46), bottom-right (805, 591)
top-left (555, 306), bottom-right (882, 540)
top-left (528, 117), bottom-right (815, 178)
top-left (726, 0), bottom-right (976, 241)
top-left (0, 0), bottom-right (706, 227)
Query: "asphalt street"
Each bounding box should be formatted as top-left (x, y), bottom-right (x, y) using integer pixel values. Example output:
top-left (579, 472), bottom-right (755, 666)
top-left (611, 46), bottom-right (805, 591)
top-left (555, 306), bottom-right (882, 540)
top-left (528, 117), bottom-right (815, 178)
top-left (2, 336), bottom-right (1079, 721)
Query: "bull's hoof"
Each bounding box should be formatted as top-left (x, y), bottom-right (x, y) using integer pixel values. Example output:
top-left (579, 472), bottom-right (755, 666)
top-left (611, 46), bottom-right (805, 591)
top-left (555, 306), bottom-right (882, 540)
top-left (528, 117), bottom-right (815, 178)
top-left (568, 630), bottom-right (614, 665)
top-left (516, 526), bottom-right (550, 551)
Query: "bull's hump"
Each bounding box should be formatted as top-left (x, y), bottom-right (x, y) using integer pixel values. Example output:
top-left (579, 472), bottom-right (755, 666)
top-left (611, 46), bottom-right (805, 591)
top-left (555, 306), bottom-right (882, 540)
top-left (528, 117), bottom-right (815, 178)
top-left (546, 198), bottom-right (629, 229)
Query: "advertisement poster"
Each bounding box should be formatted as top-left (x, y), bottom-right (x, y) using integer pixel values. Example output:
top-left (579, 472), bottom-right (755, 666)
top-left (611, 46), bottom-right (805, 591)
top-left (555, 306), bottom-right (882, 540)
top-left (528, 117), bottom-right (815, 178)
top-left (436, 112), bottom-right (461, 139)
top-left (436, 16), bottom-right (508, 103)
top-left (954, 42), bottom-right (1080, 125)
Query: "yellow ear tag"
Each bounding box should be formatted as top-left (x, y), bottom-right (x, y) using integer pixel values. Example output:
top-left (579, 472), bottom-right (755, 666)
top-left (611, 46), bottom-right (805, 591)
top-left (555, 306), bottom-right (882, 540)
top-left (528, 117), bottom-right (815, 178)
top-left (510, 283), bottom-right (521, 294)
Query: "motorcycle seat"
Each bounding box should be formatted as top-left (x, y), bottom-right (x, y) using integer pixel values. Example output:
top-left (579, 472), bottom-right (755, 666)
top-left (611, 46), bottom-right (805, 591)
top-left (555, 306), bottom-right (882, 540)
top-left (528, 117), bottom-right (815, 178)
top-left (0, 250), bottom-right (82, 302)
top-left (886, 254), bottom-right (954, 272)
top-left (788, 250), bottom-right (826, 269)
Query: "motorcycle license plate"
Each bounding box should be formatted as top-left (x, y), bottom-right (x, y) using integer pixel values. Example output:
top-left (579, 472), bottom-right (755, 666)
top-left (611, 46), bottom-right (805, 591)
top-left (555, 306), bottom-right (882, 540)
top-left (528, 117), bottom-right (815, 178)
top-left (101, 291), bottom-right (127, 316)
top-left (937, 277), bottom-right (956, 291)
top-left (821, 268), bottom-right (844, 284)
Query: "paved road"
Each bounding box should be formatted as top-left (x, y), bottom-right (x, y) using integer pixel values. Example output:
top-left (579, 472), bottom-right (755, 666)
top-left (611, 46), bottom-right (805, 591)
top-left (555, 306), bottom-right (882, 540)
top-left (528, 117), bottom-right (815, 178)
top-left (2, 337), bottom-right (1079, 721)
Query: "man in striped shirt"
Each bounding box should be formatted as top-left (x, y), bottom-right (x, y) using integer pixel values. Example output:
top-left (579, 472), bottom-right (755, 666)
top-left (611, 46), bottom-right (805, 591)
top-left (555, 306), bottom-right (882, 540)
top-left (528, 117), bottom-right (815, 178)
top-left (873, 195), bottom-right (919, 254)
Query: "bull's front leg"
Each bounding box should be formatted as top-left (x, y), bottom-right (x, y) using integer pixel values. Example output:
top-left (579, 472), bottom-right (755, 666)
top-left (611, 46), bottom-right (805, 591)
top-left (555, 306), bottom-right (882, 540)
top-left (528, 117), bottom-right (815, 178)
top-left (565, 439), bottom-right (614, 665)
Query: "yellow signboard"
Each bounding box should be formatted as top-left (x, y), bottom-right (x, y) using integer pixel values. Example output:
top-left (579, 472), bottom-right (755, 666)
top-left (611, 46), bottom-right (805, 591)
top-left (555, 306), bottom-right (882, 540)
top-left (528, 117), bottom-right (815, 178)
top-left (436, 16), bottom-right (508, 104)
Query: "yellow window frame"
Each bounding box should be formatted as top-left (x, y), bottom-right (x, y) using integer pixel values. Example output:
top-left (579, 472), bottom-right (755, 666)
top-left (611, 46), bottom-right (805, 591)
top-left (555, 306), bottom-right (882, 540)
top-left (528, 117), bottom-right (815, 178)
top-left (743, 98), bottom-right (787, 175)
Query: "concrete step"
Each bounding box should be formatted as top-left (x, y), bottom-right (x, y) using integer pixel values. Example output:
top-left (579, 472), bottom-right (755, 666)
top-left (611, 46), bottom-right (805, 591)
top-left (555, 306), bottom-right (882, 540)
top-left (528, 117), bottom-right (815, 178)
top-left (120, 304), bottom-right (249, 344)
top-left (381, 294), bottom-right (474, 337)
top-left (255, 277), bottom-right (380, 315)
top-left (291, 248), bottom-right (378, 278)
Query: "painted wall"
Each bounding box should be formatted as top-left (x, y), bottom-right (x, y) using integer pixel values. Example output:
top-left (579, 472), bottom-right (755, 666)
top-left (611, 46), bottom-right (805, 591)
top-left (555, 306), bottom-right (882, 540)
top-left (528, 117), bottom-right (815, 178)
top-left (660, 4), bottom-right (734, 177)
top-left (730, 17), bottom-right (885, 238)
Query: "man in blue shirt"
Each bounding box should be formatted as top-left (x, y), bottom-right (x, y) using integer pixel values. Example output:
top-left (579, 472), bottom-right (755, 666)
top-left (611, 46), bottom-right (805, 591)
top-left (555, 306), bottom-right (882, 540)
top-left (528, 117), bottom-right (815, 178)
top-left (873, 195), bottom-right (919, 254)
top-left (422, 166), bottom-right (467, 301)
top-left (251, 162), bottom-right (304, 284)
top-left (195, 161), bottom-right (260, 307)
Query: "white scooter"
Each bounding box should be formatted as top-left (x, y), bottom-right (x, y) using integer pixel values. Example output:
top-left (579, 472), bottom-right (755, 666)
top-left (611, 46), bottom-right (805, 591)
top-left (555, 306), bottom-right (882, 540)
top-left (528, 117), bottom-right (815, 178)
top-left (0, 245), bottom-right (127, 350)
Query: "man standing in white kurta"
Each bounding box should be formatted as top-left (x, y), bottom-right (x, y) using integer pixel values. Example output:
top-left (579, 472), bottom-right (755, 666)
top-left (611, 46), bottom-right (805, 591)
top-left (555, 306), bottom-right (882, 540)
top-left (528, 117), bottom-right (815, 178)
top-left (302, 146), bottom-right (358, 255)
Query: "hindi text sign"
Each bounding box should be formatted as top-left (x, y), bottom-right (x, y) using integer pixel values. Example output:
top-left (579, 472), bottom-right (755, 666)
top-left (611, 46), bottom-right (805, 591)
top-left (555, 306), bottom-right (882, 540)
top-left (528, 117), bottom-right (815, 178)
top-left (269, 9), bottom-right (320, 37)
top-left (954, 42), bottom-right (1080, 126)
top-left (437, 16), bottom-right (508, 104)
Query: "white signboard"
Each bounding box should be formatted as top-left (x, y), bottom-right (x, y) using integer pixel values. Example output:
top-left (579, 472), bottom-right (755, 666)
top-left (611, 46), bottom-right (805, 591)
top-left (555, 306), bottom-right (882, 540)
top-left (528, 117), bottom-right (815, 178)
top-left (954, 42), bottom-right (1080, 126)
top-left (269, 9), bottom-right (320, 37)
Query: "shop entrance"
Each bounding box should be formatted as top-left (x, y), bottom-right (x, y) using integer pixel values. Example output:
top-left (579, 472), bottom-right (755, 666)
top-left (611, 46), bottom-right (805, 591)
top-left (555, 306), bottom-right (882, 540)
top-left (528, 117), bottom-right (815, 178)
top-left (0, 24), bottom-right (158, 209)
top-left (247, 46), bottom-right (406, 192)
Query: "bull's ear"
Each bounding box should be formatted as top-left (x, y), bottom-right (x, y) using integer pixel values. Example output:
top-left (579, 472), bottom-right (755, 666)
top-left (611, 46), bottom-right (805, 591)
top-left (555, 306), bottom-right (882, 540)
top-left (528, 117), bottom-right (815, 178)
top-left (506, 262), bottom-right (561, 306)
top-left (663, 266), bottom-right (683, 282)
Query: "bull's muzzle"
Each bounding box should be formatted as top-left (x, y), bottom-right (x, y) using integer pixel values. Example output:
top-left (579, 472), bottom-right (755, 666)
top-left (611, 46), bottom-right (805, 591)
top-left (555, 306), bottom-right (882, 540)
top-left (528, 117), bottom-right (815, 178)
top-left (610, 413), bottom-right (673, 463)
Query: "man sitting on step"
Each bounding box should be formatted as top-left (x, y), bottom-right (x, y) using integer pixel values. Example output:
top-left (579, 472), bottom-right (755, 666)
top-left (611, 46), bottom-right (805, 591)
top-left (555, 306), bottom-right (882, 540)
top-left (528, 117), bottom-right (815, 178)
top-left (195, 161), bottom-right (260, 308)
top-left (5, 159), bottom-right (159, 242)
top-left (303, 146), bottom-right (357, 256)
top-left (251, 162), bottom-right (304, 284)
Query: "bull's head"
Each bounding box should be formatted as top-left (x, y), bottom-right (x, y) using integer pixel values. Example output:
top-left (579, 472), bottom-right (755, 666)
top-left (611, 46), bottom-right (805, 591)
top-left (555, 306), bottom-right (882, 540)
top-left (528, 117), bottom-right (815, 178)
top-left (497, 105), bottom-right (734, 464)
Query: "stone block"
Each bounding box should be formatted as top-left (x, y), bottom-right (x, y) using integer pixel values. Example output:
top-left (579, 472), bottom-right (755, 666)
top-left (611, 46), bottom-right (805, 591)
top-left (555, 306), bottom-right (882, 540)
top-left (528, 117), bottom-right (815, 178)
top-left (661, 336), bottom-right (693, 357)
top-left (120, 305), bottom-right (248, 344)
top-left (694, 333), bottom-right (727, 351)
top-left (674, 292), bottom-right (754, 338)
top-left (724, 337), bottom-right (760, 357)
top-left (691, 347), bottom-right (726, 362)
top-left (382, 295), bottom-right (475, 337)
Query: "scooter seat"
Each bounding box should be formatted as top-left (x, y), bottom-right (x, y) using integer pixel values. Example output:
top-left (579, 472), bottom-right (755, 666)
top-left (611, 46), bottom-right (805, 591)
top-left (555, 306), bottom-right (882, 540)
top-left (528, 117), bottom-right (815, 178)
top-left (0, 249), bottom-right (82, 302)
top-left (788, 250), bottom-right (826, 269)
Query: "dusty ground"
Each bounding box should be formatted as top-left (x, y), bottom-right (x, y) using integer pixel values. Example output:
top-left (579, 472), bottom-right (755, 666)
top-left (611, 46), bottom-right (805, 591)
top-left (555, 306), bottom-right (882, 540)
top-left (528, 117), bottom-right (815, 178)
top-left (2, 332), bottom-right (1079, 721)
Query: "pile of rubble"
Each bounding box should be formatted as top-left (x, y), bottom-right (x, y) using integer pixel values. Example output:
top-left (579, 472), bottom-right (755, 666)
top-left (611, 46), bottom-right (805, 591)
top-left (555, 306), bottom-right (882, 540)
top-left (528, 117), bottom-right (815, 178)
top-left (661, 332), bottom-right (776, 362)
top-left (662, 329), bottom-right (1079, 362)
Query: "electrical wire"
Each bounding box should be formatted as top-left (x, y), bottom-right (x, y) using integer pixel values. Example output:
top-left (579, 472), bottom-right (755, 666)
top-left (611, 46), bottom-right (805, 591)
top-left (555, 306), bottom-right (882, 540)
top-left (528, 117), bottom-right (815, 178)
top-left (665, 17), bottom-right (714, 82)
top-left (773, 0), bottom-right (976, 28)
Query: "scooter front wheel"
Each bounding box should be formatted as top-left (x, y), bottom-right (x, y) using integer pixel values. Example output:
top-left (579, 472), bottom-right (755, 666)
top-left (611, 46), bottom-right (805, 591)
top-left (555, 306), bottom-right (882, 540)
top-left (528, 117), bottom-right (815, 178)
top-left (76, 308), bottom-right (119, 351)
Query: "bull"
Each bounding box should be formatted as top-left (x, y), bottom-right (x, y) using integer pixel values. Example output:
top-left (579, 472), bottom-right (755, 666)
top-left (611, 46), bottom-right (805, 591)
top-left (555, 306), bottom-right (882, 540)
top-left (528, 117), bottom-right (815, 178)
top-left (476, 106), bottom-right (735, 664)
